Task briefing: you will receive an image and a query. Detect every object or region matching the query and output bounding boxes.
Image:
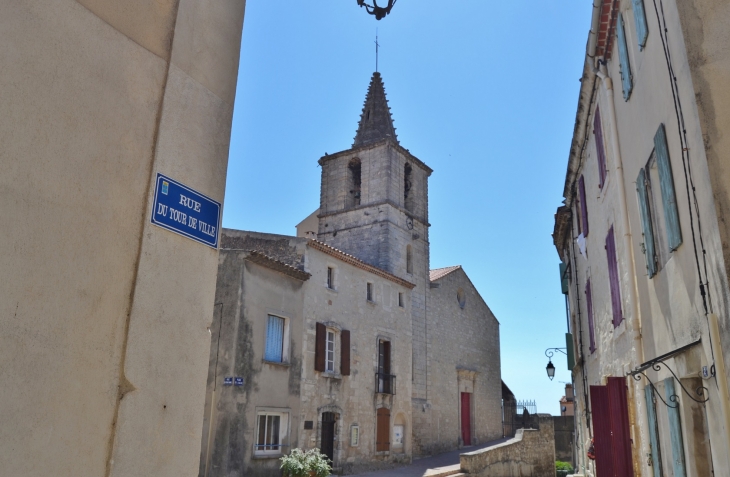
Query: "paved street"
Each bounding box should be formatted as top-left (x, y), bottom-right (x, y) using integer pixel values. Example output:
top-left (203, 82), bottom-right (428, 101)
top-left (347, 438), bottom-right (510, 477)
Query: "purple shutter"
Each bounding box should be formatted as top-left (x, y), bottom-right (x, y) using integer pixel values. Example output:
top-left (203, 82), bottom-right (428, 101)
top-left (590, 385), bottom-right (616, 477)
top-left (606, 226), bottom-right (624, 327)
top-left (608, 377), bottom-right (635, 477)
top-left (579, 175), bottom-right (589, 237)
top-left (586, 279), bottom-right (596, 353)
top-left (594, 108), bottom-right (607, 188)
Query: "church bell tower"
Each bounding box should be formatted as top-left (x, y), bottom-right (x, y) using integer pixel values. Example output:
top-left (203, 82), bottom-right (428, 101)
top-left (317, 71), bottom-right (433, 403)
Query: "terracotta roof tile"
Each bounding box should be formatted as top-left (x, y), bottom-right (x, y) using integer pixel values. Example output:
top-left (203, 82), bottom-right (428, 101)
top-left (429, 265), bottom-right (462, 282)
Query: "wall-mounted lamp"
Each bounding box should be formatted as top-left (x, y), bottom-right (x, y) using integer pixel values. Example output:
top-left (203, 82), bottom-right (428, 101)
top-left (545, 348), bottom-right (567, 381)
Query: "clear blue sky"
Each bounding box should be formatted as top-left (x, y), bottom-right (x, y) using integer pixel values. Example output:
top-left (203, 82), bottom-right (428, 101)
top-left (223, 0), bottom-right (593, 415)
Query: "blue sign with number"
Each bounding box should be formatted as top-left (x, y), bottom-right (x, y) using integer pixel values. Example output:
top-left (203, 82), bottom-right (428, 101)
top-left (224, 377), bottom-right (233, 386)
top-left (150, 173), bottom-right (221, 248)
top-left (234, 377), bottom-right (244, 386)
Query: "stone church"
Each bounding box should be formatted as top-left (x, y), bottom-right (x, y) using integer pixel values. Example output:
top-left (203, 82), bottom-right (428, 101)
top-left (198, 72), bottom-right (503, 477)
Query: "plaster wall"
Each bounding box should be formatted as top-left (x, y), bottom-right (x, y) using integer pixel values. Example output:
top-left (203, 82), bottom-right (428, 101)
top-left (299, 247), bottom-right (414, 474)
top-left (199, 247), bottom-right (305, 477)
top-left (561, 1), bottom-right (730, 475)
top-left (414, 269), bottom-right (502, 456)
top-left (0, 1), bottom-right (244, 476)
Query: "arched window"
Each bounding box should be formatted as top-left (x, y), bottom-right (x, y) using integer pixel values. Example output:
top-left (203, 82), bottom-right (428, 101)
top-left (406, 245), bottom-right (413, 274)
top-left (349, 158), bottom-right (362, 207)
top-left (404, 163), bottom-right (413, 211)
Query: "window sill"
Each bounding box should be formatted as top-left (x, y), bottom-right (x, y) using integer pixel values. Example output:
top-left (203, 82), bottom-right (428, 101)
top-left (263, 360), bottom-right (291, 368)
top-left (325, 286), bottom-right (338, 294)
top-left (252, 453), bottom-right (284, 460)
top-left (322, 372), bottom-right (342, 380)
top-left (367, 300), bottom-right (377, 306)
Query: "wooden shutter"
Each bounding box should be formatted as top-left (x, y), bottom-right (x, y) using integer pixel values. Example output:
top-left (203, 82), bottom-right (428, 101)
top-left (590, 385), bottom-right (616, 477)
top-left (315, 322), bottom-right (326, 372)
top-left (617, 13), bottom-right (633, 100)
top-left (340, 330), bottom-right (350, 376)
top-left (636, 168), bottom-right (657, 277)
top-left (654, 124), bottom-right (682, 251)
top-left (579, 175), bottom-right (589, 236)
top-left (606, 226), bottom-right (624, 327)
top-left (665, 378), bottom-right (687, 477)
top-left (633, 0), bottom-right (648, 49)
top-left (594, 108), bottom-right (607, 188)
top-left (607, 377), bottom-right (635, 477)
top-left (383, 341), bottom-right (391, 374)
top-left (376, 408), bottom-right (390, 452)
top-left (586, 279), bottom-right (596, 353)
top-left (644, 386), bottom-right (663, 477)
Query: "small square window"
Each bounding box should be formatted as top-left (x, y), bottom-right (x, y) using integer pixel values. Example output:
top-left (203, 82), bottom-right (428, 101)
top-left (327, 267), bottom-right (334, 289)
top-left (367, 283), bottom-right (373, 302)
top-left (398, 292), bottom-right (404, 307)
top-left (255, 412), bottom-right (288, 455)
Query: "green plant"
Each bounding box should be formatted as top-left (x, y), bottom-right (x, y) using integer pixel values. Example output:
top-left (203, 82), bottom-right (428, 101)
top-left (280, 448), bottom-right (332, 477)
top-left (555, 460), bottom-right (574, 477)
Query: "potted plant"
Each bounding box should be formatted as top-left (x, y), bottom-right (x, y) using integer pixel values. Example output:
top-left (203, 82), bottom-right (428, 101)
top-left (555, 460), bottom-right (574, 477)
top-left (280, 448), bottom-right (332, 477)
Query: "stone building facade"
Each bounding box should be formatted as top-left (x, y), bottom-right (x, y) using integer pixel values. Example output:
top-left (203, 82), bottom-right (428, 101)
top-left (1, 2), bottom-right (246, 477)
top-left (199, 72), bottom-right (504, 476)
top-left (553, 1), bottom-right (730, 476)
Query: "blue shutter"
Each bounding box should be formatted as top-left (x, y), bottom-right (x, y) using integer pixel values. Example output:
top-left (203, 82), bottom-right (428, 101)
top-left (665, 378), bottom-right (687, 477)
top-left (644, 386), bottom-right (663, 477)
top-left (633, 0), bottom-right (649, 49)
top-left (636, 168), bottom-right (657, 277)
top-left (654, 124), bottom-right (683, 250)
top-left (265, 316), bottom-right (284, 362)
top-left (617, 13), bottom-right (633, 100)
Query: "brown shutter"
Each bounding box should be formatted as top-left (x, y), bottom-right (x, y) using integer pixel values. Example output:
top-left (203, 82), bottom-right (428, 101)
top-left (383, 341), bottom-right (391, 375)
top-left (341, 330), bottom-right (351, 376)
top-left (315, 322), bottom-right (326, 372)
top-left (376, 407), bottom-right (391, 452)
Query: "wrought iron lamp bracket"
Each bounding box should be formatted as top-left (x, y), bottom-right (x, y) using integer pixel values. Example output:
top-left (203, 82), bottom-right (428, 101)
top-left (627, 339), bottom-right (709, 408)
top-left (545, 348), bottom-right (567, 359)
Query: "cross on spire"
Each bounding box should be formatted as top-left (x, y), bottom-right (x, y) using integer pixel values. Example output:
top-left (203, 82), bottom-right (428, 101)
top-left (375, 30), bottom-right (380, 72)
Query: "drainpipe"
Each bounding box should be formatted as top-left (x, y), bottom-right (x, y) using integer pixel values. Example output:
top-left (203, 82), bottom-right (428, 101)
top-left (593, 61), bottom-right (649, 476)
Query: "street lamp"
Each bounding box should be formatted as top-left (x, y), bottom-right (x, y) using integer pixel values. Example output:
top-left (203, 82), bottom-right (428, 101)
top-left (545, 348), bottom-right (567, 381)
top-left (357, 0), bottom-right (397, 20)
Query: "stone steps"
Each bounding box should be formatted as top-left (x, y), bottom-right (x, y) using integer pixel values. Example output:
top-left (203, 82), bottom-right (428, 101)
top-left (423, 464), bottom-right (464, 477)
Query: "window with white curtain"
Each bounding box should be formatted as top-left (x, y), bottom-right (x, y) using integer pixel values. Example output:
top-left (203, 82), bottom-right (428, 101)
top-left (264, 315), bottom-right (287, 363)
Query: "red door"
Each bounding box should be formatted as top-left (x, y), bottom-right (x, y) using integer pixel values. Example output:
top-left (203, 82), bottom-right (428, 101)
top-left (461, 392), bottom-right (471, 445)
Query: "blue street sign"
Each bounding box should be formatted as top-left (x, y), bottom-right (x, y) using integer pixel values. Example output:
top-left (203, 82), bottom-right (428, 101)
top-left (150, 173), bottom-right (221, 249)
top-left (234, 377), bottom-right (244, 386)
top-left (224, 377), bottom-right (233, 386)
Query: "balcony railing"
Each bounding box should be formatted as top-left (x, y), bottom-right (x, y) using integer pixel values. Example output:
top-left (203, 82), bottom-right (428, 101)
top-left (375, 372), bottom-right (396, 395)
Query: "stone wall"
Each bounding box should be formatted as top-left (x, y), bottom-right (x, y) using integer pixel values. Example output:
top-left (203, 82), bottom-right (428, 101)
top-left (460, 415), bottom-right (555, 477)
top-left (552, 416), bottom-right (574, 464)
top-left (414, 268), bottom-right (503, 456)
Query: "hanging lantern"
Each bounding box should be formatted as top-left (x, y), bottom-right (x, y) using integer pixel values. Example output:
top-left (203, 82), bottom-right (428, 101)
top-left (357, 0), bottom-right (397, 20)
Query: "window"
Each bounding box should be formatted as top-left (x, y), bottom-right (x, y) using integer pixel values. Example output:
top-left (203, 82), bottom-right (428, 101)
top-left (327, 267), bottom-right (334, 289)
top-left (605, 226), bottom-right (624, 328)
top-left (406, 245), bottom-right (413, 274)
top-left (594, 108), bottom-right (607, 188)
top-left (617, 12), bottom-right (633, 100)
top-left (255, 412), bottom-right (288, 455)
top-left (315, 323), bottom-right (351, 376)
top-left (265, 315), bottom-right (287, 363)
top-left (404, 163), bottom-right (413, 211)
top-left (633, 0), bottom-right (648, 50)
top-left (377, 340), bottom-right (394, 394)
top-left (349, 158), bottom-right (362, 207)
top-left (367, 282), bottom-right (374, 302)
top-left (457, 288), bottom-right (466, 309)
top-left (398, 292), bottom-right (404, 308)
top-left (585, 279), bottom-right (596, 353)
top-left (578, 175), bottom-right (589, 237)
top-left (326, 329), bottom-right (336, 372)
top-left (636, 124), bottom-right (682, 278)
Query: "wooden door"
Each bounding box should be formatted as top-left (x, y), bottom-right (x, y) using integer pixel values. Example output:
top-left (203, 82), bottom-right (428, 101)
top-left (321, 412), bottom-right (336, 463)
top-left (461, 392), bottom-right (471, 446)
top-left (376, 408), bottom-right (390, 452)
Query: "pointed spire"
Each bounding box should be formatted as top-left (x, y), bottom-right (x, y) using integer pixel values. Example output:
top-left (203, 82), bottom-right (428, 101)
top-left (353, 72), bottom-right (398, 148)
